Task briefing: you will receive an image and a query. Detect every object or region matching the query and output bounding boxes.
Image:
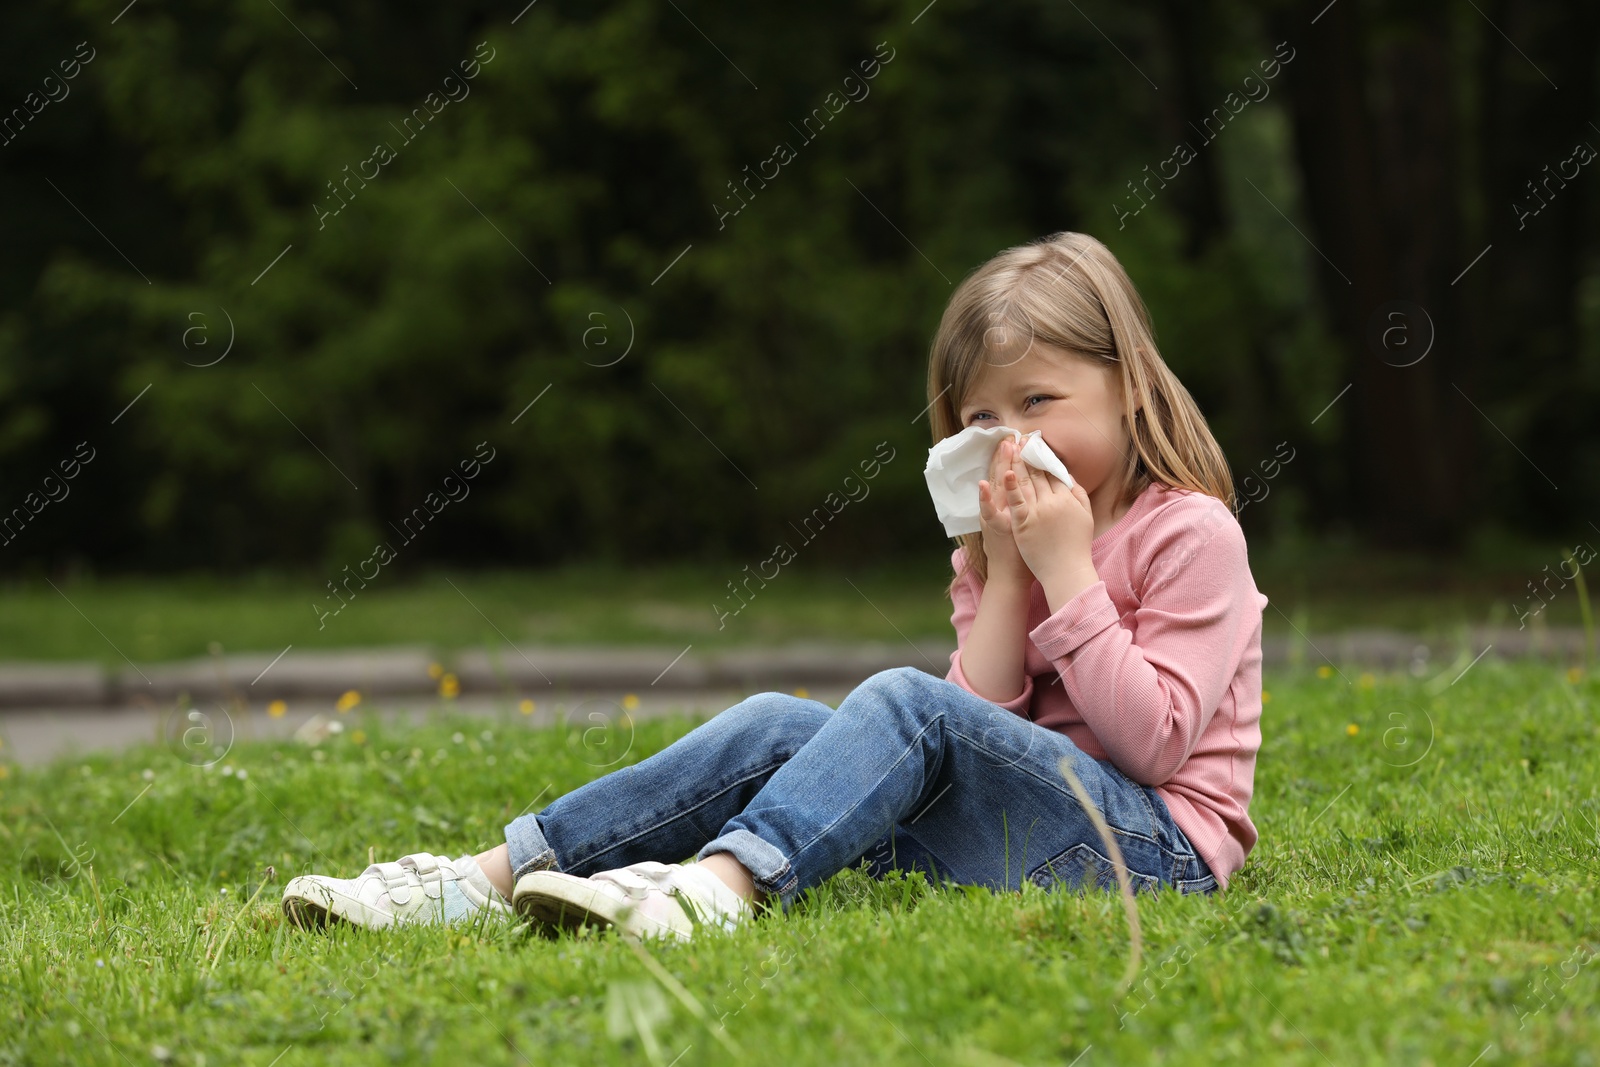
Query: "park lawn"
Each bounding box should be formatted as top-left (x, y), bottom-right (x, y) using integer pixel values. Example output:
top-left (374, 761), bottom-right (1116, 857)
top-left (0, 562), bottom-right (960, 665)
top-left (0, 662), bottom-right (1596, 1066)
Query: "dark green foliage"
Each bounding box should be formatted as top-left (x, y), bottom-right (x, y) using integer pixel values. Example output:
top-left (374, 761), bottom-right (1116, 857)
top-left (2, 0), bottom-right (1596, 573)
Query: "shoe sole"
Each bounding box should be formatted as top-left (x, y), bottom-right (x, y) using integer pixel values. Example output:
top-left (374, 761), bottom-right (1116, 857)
top-left (282, 894), bottom-right (339, 931)
top-left (281, 877), bottom-right (395, 931)
top-left (513, 872), bottom-right (680, 941)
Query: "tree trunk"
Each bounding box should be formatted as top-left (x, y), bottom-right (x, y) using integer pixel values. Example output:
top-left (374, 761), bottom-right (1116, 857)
top-left (1269, 0), bottom-right (1598, 545)
top-left (1468, 0), bottom-right (1599, 521)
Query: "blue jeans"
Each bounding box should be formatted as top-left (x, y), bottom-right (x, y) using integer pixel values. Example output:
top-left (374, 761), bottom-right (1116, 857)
top-left (503, 666), bottom-right (1216, 910)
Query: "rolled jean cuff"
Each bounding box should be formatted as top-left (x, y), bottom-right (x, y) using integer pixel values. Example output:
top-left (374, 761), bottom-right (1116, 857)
top-left (504, 813), bottom-right (561, 881)
top-left (696, 829), bottom-right (799, 909)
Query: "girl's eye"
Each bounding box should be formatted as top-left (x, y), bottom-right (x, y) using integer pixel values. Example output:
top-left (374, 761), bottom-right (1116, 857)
top-left (967, 399), bottom-right (1046, 423)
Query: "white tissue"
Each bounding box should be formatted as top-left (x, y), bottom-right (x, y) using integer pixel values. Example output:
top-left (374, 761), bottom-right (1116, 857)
top-left (923, 425), bottom-right (1075, 538)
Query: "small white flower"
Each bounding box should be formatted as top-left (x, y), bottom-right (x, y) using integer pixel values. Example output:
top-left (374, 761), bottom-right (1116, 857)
top-left (451, 732), bottom-right (465, 744)
top-left (141, 768), bottom-right (155, 781)
top-left (236, 768), bottom-right (248, 780)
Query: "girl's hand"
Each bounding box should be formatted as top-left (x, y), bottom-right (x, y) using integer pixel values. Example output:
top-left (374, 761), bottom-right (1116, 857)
top-left (977, 438), bottom-right (1035, 588)
top-left (1004, 451), bottom-right (1097, 604)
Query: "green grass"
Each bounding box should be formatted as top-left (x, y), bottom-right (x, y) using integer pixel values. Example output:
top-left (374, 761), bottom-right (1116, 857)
top-left (2, 662), bottom-right (1597, 1065)
top-left (0, 561), bottom-right (959, 665)
top-left (1, 540), bottom-right (1593, 665)
top-left (1245, 537), bottom-right (1594, 635)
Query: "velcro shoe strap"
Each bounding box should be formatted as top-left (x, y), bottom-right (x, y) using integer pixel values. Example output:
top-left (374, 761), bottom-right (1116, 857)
top-left (593, 861), bottom-right (684, 902)
top-left (401, 853), bottom-right (441, 876)
top-left (399, 854), bottom-right (450, 899)
top-left (369, 861), bottom-right (416, 905)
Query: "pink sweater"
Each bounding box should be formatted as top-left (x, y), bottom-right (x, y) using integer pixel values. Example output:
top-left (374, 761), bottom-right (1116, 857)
top-left (944, 481), bottom-right (1265, 888)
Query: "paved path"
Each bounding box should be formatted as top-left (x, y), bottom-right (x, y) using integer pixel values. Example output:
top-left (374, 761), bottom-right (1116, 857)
top-left (0, 627), bottom-right (1589, 765)
top-left (0, 686), bottom-right (857, 766)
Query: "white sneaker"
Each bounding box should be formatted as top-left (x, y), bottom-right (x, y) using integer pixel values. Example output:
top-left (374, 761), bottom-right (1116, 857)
top-left (282, 851), bottom-right (513, 931)
top-left (512, 860), bottom-right (753, 942)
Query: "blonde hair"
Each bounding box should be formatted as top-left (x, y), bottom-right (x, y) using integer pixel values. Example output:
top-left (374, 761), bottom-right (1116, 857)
top-left (926, 231), bottom-right (1235, 588)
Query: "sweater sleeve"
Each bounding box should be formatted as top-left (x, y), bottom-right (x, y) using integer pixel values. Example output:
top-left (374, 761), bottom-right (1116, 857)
top-left (943, 547), bottom-right (1034, 716)
top-left (1026, 495), bottom-right (1255, 785)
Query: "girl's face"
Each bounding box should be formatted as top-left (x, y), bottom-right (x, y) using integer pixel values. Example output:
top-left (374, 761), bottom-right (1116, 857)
top-left (956, 342), bottom-right (1133, 499)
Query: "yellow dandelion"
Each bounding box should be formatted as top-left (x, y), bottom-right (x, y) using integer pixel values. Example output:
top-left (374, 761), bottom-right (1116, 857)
top-left (1566, 666), bottom-right (1584, 684)
top-left (1261, 690), bottom-right (1272, 704)
top-left (267, 700), bottom-right (287, 718)
top-left (336, 689), bottom-right (361, 713)
top-left (1346, 723), bottom-right (1360, 736)
top-left (1316, 665), bottom-right (1333, 679)
top-left (621, 693), bottom-right (640, 712)
top-left (351, 729), bottom-right (367, 745)
top-left (0, 765), bottom-right (9, 780)
top-left (1358, 673), bottom-right (1375, 689)
top-left (794, 687), bottom-right (810, 698)
top-left (427, 662), bottom-right (444, 679)
top-left (519, 699), bottom-right (535, 715)
top-left (439, 673), bottom-right (460, 699)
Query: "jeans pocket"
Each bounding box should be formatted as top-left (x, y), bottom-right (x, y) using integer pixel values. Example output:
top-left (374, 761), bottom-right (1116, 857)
top-left (1174, 870), bottom-right (1218, 895)
top-left (1029, 842), bottom-right (1162, 897)
top-left (1171, 847), bottom-right (1217, 894)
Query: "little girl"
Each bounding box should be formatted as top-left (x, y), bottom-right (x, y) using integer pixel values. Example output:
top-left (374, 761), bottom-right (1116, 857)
top-left (283, 231), bottom-right (1265, 940)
